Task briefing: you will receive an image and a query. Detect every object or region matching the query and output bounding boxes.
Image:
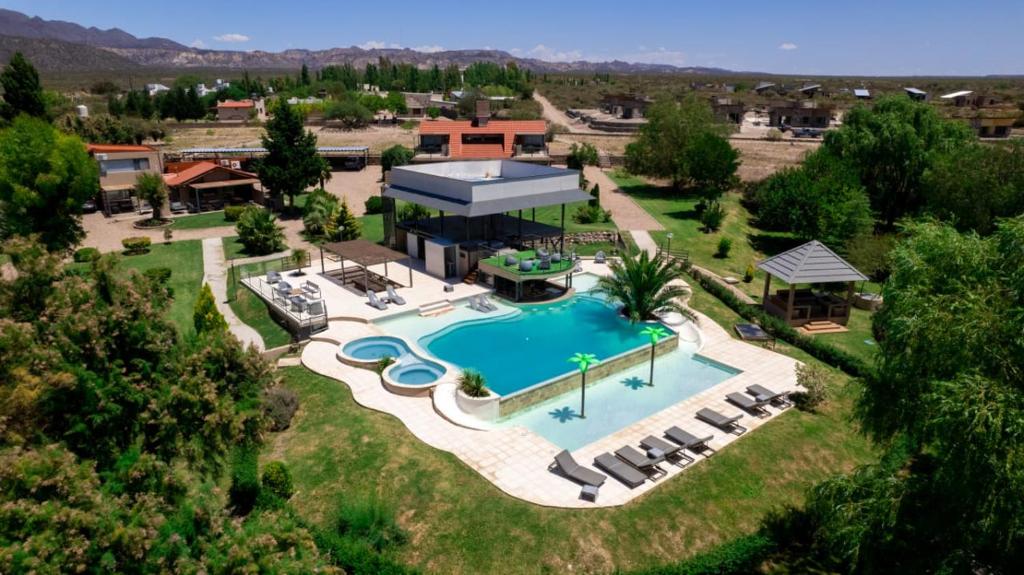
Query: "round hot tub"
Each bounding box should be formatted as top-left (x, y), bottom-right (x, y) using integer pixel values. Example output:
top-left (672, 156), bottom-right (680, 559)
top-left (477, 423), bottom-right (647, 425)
top-left (342, 336), bottom-right (409, 361)
top-left (338, 335), bottom-right (448, 394)
top-left (390, 359), bottom-right (447, 385)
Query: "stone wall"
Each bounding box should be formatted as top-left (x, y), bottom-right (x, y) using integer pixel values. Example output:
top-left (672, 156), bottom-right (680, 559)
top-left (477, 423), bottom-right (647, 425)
top-left (564, 230), bottom-right (622, 247)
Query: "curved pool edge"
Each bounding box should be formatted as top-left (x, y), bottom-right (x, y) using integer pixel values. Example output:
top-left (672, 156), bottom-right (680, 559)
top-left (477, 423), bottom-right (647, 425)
top-left (335, 332), bottom-right (463, 397)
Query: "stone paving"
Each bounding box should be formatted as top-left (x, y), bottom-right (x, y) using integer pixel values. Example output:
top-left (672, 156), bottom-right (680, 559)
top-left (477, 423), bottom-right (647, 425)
top-left (201, 238), bottom-right (265, 350)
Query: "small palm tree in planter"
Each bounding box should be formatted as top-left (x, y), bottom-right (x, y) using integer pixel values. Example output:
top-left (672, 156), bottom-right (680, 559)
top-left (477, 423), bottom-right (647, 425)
top-left (593, 250), bottom-right (692, 323)
top-left (639, 325), bottom-right (669, 386)
top-left (457, 369), bottom-right (490, 398)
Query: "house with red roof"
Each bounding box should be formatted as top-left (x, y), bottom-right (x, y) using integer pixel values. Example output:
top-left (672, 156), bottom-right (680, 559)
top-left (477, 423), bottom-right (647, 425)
top-left (216, 99), bottom-right (260, 122)
top-left (86, 143), bottom-right (163, 215)
top-left (163, 161), bottom-right (264, 212)
top-left (416, 101), bottom-right (547, 160)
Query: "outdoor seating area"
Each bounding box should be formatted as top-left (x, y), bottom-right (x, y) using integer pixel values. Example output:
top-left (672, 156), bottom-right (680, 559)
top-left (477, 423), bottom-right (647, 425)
top-left (479, 248), bottom-right (583, 302)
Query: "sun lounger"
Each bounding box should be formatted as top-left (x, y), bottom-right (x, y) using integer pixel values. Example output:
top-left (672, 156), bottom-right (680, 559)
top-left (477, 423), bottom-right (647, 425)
top-left (479, 295), bottom-right (498, 312)
top-left (696, 408), bottom-right (746, 435)
top-left (640, 435), bottom-right (692, 467)
top-left (594, 453), bottom-right (647, 488)
top-left (266, 270), bottom-right (282, 284)
top-left (595, 251), bottom-right (606, 264)
top-left (664, 426), bottom-right (715, 456)
top-left (549, 450), bottom-right (607, 489)
top-left (537, 248), bottom-right (549, 258)
top-left (468, 295), bottom-right (485, 312)
top-left (747, 384), bottom-right (792, 407)
top-left (726, 392), bottom-right (771, 418)
top-left (386, 284), bottom-right (406, 305)
top-left (367, 290), bottom-right (388, 311)
top-left (614, 445), bottom-right (667, 480)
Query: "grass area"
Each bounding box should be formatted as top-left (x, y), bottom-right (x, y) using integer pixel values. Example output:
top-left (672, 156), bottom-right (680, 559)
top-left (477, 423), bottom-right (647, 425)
top-left (359, 213), bottom-right (384, 244)
top-left (481, 249), bottom-right (575, 275)
top-left (221, 235), bottom-right (249, 259)
top-left (531, 201), bottom-right (616, 233)
top-left (226, 259), bottom-right (293, 349)
top-left (609, 170), bottom-right (880, 364)
top-left (118, 240), bottom-right (204, 334)
top-left (171, 211), bottom-right (236, 230)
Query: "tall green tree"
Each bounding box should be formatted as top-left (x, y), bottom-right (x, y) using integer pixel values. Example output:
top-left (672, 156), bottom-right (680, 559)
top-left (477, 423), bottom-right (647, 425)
top-left (0, 52), bottom-right (45, 119)
top-left (0, 116), bottom-right (97, 251)
top-left (336, 197), bottom-right (361, 240)
top-left (135, 172), bottom-right (168, 221)
top-left (381, 144), bottom-right (413, 173)
top-left (687, 131), bottom-right (740, 204)
top-left (923, 140), bottom-right (1024, 235)
top-left (194, 282), bottom-right (228, 334)
top-left (256, 101), bottom-right (327, 209)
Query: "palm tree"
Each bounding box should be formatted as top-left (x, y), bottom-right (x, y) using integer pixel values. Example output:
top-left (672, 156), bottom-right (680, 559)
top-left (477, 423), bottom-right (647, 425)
top-left (639, 325), bottom-right (669, 386)
top-left (568, 352), bottom-right (599, 418)
top-left (593, 250), bottom-right (692, 322)
top-left (302, 189), bottom-right (339, 241)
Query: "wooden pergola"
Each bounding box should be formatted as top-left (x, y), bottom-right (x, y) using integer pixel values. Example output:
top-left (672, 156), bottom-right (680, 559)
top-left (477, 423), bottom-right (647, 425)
top-left (321, 239), bottom-right (414, 291)
top-left (757, 240), bottom-right (868, 328)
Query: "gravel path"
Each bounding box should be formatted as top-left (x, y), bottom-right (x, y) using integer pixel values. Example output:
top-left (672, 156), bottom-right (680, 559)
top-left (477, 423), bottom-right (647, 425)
top-left (584, 166), bottom-right (664, 232)
top-left (201, 237), bottom-right (265, 351)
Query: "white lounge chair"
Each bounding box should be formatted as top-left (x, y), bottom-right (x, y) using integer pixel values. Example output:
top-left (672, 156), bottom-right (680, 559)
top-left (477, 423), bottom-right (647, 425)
top-left (386, 284), bottom-right (406, 305)
top-left (480, 295), bottom-right (498, 312)
top-left (367, 290), bottom-right (388, 311)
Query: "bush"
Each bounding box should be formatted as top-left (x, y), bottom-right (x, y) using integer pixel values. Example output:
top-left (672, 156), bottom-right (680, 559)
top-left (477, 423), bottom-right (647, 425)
top-left (700, 202), bottom-right (726, 232)
top-left (224, 205), bottom-right (246, 222)
top-left (766, 128), bottom-right (783, 141)
top-left (121, 236), bottom-right (151, 254)
top-left (263, 386), bottom-right (299, 431)
top-left (589, 183), bottom-right (601, 208)
top-left (743, 263), bottom-right (755, 283)
top-left (845, 233), bottom-right (896, 283)
top-left (573, 203), bottom-right (610, 225)
top-left (193, 283), bottom-right (227, 334)
top-left (458, 369), bottom-right (489, 398)
top-left (546, 123), bottom-right (569, 142)
top-left (375, 356), bottom-right (395, 379)
top-left (73, 247), bottom-right (100, 262)
top-left (313, 530), bottom-right (419, 575)
top-left (364, 196), bottom-right (384, 215)
top-left (715, 237), bottom-right (732, 258)
top-left (236, 205), bottom-right (285, 255)
top-left (143, 267), bottom-right (172, 285)
top-left (229, 446), bottom-right (261, 515)
top-left (397, 202), bottom-right (431, 222)
top-left (261, 461), bottom-right (294, 500)
top-left (622, 534), bottom-right (774, 575)
top-left (793, 363), bottom-right (830, 411)
top-left (381, 145), bottom-right (414, 172)
top-left (335, 496), bottom-right (408, 552)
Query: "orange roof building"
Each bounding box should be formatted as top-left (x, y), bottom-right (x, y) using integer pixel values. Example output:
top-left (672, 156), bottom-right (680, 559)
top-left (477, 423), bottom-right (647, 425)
top-left (216, 99), bottom-right (259, 122)
top-left (163, 161), bottom-right (263, 212)
top-left (416, 101), bottom-right (547, 160)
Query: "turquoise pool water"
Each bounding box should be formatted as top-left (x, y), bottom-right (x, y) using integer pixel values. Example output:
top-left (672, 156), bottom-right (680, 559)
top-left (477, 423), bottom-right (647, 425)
top-left (340, 336), bottom-right (446, 386)
top-left (498, 343), bottom-right (740, 450)
top-left (422, 295), bottom-right (660, 396)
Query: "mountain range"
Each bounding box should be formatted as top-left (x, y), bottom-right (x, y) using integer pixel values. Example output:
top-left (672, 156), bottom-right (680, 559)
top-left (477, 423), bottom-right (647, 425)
top-left (0, 8), bottom-right (737, 75)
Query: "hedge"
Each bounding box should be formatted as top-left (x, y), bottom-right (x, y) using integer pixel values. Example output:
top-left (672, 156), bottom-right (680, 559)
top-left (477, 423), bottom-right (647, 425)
top-left (73, 247), bottom-right (101, 263)
top-left (618, 534), bottom-right (774, 575)
top-left (224, 205), bottom-right (246, 222)
top-left (689, 268), bottom-right (873, 378)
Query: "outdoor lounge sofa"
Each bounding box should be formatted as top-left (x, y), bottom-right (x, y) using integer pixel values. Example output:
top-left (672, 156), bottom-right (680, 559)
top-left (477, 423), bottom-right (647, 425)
top-left (664, 426), bottom-right (715, 457)
top-left (386, 284), bottom-right (406, 305)
top-left (275, 281), bottom-right (293, 299)
top-left (614, 445), bottom-right (667, 480)
top-left (746, 384), bottom-right (792, 407)
top-left (594, 453), bottom-right (647, 488)
top-left (519, 259), bottom-right (534, 272)
top-left (266, 270), bottom-right (282, 284)
top-left (640, 435), bottom-right (692, 467)
top-left (551, 252), bottom-right (562, 263)
top-left (538, 259), bottom-right (551, 270)
top-left (301, 280), bottom-right (321, 300)
top-left (549, 450), bottom-right (606, 500)
top-left (696, 408), bottom-right (747, 435)
top-left (594, 251), bottom-right (606, 264)
top-left (726, 392), bottom-right (771, 418)
top-left (366, 290), bottom-right (388, 311)
top-left (505, 255), bottom-right (518, 266)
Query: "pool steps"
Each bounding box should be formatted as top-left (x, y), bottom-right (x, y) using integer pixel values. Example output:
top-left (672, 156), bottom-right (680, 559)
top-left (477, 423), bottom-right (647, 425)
top-left (419, 300), bottom-right (455, 317)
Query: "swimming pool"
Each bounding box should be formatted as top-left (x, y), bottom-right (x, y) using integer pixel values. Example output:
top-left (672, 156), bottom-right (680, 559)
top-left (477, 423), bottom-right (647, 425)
top-left (339, 336), bottom-right (446, 386)
top-left (421, 295), bottom-right (662, 396)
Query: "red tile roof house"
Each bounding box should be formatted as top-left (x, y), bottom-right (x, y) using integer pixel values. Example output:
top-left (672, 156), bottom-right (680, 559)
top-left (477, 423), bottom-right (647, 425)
top-left (216, 99), bottom-right (257, 122)
top-left (163, 161), bottom-right (264, 212)
top-left (416, 101), bottom-right (547, 160)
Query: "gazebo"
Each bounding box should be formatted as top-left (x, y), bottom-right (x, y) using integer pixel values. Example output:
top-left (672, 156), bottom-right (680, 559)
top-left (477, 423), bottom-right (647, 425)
top-left (320, 239), bottom-right (414, 293)
top-left (757, 240), bottom-right (868, 329)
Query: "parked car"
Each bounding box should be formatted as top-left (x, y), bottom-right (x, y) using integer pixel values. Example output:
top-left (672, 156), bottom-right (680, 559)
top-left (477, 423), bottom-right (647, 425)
top-left (81, 199), bottom-right (98, 213)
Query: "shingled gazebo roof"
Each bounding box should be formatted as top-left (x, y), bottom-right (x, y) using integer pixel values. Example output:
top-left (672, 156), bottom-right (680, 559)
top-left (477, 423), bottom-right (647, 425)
top-left (757, 240), bottom-right (867, 284)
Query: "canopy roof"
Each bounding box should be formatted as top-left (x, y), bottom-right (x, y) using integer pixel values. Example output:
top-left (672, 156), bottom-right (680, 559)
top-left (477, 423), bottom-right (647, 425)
top-left (322, 239), bottom-right (408, 266)
top-left (757, 240), bottom-right (867, 284)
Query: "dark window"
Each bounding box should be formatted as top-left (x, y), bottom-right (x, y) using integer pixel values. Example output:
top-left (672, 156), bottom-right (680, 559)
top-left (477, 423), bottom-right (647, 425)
top-left (462, 134), bottom-right (504, 146)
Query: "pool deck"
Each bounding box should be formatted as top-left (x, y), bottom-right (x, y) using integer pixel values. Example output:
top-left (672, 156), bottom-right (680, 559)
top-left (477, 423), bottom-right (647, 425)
top-left (300, 260), bottom-right (802, 508)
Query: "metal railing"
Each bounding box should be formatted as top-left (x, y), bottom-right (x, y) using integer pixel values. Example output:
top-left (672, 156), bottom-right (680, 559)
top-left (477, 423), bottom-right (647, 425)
top-left (241, 271), bottom-right (328, 334)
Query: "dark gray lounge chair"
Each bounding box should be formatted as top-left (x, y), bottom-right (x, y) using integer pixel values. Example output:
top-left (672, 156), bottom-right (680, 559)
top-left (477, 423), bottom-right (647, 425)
top-left (614, 445), bottom-right (667, 480)
top-left (640, 435), bottom-right (692, 467)
top-left (696, 408), bottom-right (747, 435)
top-left (664, 426), bottom-right (715, 457)
top-left (594, 250), bottom-right (606, 264)
top-left (549, 450), bottom-right (606, 489)
top-left (747, 384), bottom-right (792, 407)
top-left (266, 270), bottom-right (282, 284)
top-left (594, 453), bottom-right (647, 488)
top-left (726, 392), bottom-right (771, 418)
top-left (551, 252), bottom-right (562, 263)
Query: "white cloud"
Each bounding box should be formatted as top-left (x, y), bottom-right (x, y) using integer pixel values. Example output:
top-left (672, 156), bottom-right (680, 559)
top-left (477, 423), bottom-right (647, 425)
top-left (778, 42), bottom-right (798, 51)
top-left (527, 44), bottom-right (583, 62)
top-left (214, 33), bottom-right (250, 43)
top-left (621, 47), bottom-right (687, 67)
top-left (412, 44), bottom-right (445, 53)
top-left (189, 38), bottom-right (206, 49)
top-left (509, 47), bottom-right (523, 55)
top-left (357, 40), bottom-right (402, 50)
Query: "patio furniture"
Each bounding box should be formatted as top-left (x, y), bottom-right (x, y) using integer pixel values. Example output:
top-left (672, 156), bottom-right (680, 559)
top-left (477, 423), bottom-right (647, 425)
top-left (746, 384), bottom-right (792, 407)
top-left (696, 408), bottom-right (747, 435)
top-left (734, 323), bottom-right (770, 341)
top-left (307, 300), bottom-right (325, 316)
top-left (580, 483), bottom-right (600, 502)
top-left (726, 392), bottom-right (771, 418)
top-left (479, 295), bottom-right (498, 312)
top-left (367, 290), bottom-right (388, 311)
top-left (266, 270), bottom-right (282, 284)
top-left (537, 248), bottom-right (549, 258)
top-left (276, 281), bottom-right (293, 299)
top-left (538, 259), bottom-right (551, 270)
top-left (301, 280), bottom-right (321, 300)
top-left (551, 252), bottom-right (562, 263)
top-left (614, 445), bottom-right (667, 480)
top-left (505, 255), bottom-right (518, 266)
top-left (664, 426), bottom-right (715, 457)
top-left (549, 450), bottom-right (607, 488)
top-left (594, 453), bottom-right (647, 488)
top-left (468, 295), bottom-right (486, 312)
top-left (519, 260), bottom-right (534, 272)
top-left (289, 295), bottom-right (308, 313)
top-left (170, 201), bottom-right (187, 214)
top-left (595, 251), bottom-right (607, 264)
top-left (640, 435), bottom-right (692, 467)
top-left (386, 284), bottom-right (407, 305)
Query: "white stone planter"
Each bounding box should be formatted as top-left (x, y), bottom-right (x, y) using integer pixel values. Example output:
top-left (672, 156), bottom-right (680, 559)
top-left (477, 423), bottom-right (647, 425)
top-left (456, 387), bottom-right (500, 421)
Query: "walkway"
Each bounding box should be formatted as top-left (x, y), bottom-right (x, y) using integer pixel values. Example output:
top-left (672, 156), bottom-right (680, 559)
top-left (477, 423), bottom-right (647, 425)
top-left (201, 237), bottom-right (265, 351)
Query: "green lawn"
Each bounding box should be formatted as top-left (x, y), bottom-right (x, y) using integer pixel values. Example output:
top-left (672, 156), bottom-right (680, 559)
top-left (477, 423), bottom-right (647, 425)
top-left (118, 240), bottom-right (204, 334)
top-left (530, 201), bottom-right (616, 233)
top-left (359, 213), bottom-right (384, 244)
top-left (171, 211), bottom-right (236, 230)
top-left (226, 259), bottom-right (293, 349)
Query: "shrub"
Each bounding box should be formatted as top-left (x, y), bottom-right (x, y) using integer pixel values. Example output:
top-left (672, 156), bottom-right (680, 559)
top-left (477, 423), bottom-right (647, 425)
top-left (292, 248), bottom-right (309, 272)
top-left (766, 128), bottom-right (783, 141)
top-left (700, 201), bottom-right (726, 232)
top-left (143, 266), bottom-right (172, 285)
top-left (573, 203), bottom-right (609, 224)
top-left (397, 202), bottom-right (431, 222)
top-left (336, 198), bottom-right (362, 240)
top-left (73, 247), bottom-right (100, 262)
top-left (845, 233), bottom-right (896, 283)
top-left (743, 263), bottom-right (755, 283)
top-left (793, 363), bottom-right (830, 411)
top-left (229, 446), bottom-right (260, 515)
top-left (162, 227), bottom-right (173, 243)
top-left (715, 237), bottom-right (733, 258)
top-left (458, 370), bottom-right (489, 398)
top-left (121, 236), bottom-right (151, 254)
top-left (236, 205), bottom-right (285, 255)
top-left (364, 196), bottom-right (384, 215)
top-left (381, 145), bottom-right (413, 172)
top-left (375, 356), bottom-right (395, 379)
top-left (224, 205), bottom-right (246, 222)
top-left (193, 283), bottom-right (227, 334)
top-left (335, 496), bottom-right (408, 552)
top-left (589, 183), bottom-right (601, 208)
top-left (261, 461), bottom-right (294, 500)
top-left (262, 386), bottom-right (299, 431)
top-left (624, 534), bottom-right (774, 575)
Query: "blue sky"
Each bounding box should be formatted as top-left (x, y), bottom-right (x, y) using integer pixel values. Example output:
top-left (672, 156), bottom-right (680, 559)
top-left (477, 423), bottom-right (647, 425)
top-left (8, 0), bottom-right (1023, 75)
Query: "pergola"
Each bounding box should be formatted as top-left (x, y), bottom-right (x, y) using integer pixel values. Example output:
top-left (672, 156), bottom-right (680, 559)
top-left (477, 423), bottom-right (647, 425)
top-left (757, 240), bottom-right (867, 327)
top-left (321, 239), bottom-right (414, 291)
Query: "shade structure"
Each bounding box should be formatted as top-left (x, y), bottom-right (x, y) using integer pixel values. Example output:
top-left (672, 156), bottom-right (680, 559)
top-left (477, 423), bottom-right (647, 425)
top-left (757, 240), bottom-right (867, 284)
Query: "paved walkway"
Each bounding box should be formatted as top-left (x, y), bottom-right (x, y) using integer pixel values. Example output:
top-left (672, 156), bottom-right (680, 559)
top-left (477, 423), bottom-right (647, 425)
top-left (201, 237), bottom-right (265, 351)
top-left (584, 166), bottom-right (664, 232)
top-left (631, 230), bottom-right (659, 256)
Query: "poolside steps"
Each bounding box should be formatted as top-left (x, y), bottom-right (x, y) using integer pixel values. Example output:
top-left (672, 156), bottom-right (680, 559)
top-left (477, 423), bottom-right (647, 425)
top-left (798, 321), bottom-right (848, 335)
top-left (463, 269), bottom-right (479, 285)
top-left (419, 300), bottom-right (455, 317)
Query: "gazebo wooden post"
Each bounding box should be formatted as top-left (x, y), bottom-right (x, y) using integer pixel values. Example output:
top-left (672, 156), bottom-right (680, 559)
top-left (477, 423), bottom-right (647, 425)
top-left (761, 273), bottom-right (772, 311)
top-left (319, 245), bottom-right (325, 274)
top-left (408, 256), bottom-right (413, 287)
top-left (341, 257), bottom-right (346, 283)
top-left (786, 283), bottom-right (797, 324)
top-left (363, 265), bottom-right (369, 293)
top-left (384, 260), bottom-right (389, 283)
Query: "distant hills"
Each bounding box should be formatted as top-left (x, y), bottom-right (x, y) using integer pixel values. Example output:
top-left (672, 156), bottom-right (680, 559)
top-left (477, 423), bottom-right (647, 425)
top-left (0, 8), bottom-right (738, 75)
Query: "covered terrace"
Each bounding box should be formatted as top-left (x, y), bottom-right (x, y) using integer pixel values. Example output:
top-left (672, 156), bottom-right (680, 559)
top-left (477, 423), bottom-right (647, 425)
top-left (320, 239), bottom-right (415, 294)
